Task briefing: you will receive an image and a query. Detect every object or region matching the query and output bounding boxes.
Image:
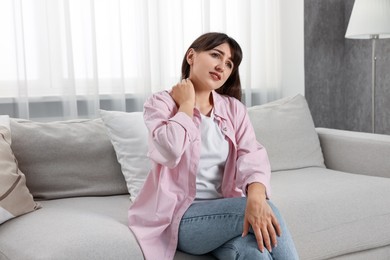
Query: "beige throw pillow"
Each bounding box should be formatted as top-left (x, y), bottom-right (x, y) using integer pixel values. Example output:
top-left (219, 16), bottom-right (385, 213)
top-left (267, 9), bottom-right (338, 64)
top-left (10, 118), bottom-right (128, 200)
top-left (0, 115), bottom-right (40, 224)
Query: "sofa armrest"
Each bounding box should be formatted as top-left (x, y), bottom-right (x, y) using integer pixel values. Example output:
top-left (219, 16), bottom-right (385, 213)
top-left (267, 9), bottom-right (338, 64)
top-left (316, 127), bottom-right (390, 178)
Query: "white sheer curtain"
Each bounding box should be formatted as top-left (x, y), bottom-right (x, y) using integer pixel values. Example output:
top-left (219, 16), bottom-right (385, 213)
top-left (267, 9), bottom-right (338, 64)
top-left (0, 0), bottom-right (281, 121)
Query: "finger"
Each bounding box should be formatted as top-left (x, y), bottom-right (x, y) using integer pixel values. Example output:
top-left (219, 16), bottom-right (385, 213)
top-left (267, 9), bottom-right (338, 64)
top-left (242, 218), bottom-right (250, 237)
top-left (170, 85), bottom-right (177, 96)
top-left (254, 227), bottom-right (265, 253)
top-left (261, 225), bottom-right (272, 253)
top-left (185, 78), bottom-right (194, 87)
top-left (267, 222), bottom-right (278, 248)
top-left (173, 83), bottom-right (182, 92)
top-left (272, 214), bottom-right (282, 237)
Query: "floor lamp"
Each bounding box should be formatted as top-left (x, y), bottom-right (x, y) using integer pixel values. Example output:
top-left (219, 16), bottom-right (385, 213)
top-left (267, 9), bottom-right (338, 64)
top-left (345, 0), bottom-right (390, 133)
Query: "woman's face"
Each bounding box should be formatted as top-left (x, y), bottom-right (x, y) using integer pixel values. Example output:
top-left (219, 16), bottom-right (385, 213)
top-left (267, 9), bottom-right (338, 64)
top-left (187, 42), bottom-right (234, 91)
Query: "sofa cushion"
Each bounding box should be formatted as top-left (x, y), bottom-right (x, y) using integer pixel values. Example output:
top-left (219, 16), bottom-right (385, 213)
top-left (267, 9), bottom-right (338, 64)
top-left (0, 195), bottom-right (215, 260)
top-left (100, 110), bottom-right (151, 201)
top-left (247, 94), bottom-right (325, 172)
top-left (271, 167), bottom-right (390, 260)
top-left (0, 195), bottom-right (143, 260)
top-left (10, 118), bottom-right (128, 200)
top-left (0, 116), bottom-right (40, 224)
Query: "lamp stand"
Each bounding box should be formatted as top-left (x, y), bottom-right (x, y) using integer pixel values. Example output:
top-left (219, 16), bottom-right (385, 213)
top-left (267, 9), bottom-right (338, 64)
top-left (371, 35), bottom-right (378, 133)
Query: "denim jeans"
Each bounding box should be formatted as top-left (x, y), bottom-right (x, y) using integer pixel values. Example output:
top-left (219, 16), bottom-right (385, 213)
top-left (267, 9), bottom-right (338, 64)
top-left (177, 197), bottom-right (299, 260)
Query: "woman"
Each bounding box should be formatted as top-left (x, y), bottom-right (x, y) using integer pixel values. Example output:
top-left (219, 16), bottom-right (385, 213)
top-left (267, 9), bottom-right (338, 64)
top-left (128, 32), bottom-right (299, 260)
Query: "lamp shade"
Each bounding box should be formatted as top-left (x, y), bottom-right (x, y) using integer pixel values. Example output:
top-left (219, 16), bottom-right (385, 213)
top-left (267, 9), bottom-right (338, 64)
top-left (345, 0), bottom-right (390, 39)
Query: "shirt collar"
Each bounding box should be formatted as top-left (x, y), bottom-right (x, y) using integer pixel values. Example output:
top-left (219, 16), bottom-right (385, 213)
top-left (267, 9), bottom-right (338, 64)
top-left (211, 90), bottom-right (229, 121)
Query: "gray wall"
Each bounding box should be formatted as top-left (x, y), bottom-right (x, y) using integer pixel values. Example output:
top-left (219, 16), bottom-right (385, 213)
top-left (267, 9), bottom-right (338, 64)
top-left (305, 0), bottom-right (390, 135)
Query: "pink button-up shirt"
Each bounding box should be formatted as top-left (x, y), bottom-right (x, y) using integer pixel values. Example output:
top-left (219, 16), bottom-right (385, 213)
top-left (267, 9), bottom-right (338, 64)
top-left (128, 90), bottom-right (271, 260)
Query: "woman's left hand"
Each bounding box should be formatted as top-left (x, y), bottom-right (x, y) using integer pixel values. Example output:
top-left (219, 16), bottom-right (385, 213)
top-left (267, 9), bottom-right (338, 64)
top-left (242, 182), bottom-right (281, 253)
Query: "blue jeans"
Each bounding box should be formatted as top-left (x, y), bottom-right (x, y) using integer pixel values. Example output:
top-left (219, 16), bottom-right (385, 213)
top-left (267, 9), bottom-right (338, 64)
top-left (177, 197), bottom-right (299, 260)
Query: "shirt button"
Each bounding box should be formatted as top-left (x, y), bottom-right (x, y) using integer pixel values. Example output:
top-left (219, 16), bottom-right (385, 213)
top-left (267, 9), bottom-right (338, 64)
top-left (223, 127), bottom-right (227, 131)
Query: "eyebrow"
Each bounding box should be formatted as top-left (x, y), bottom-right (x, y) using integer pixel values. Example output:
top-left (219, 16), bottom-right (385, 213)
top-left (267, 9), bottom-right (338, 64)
top-left (212, 48), bottom-right (233, 63)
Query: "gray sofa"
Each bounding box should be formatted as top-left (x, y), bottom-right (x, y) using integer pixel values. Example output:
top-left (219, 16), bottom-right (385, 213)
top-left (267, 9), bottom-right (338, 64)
top-left (1, 95), bottom-right (389, 260)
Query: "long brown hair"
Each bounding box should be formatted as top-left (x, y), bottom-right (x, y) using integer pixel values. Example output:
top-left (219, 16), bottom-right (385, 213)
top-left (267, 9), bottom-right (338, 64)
top-left (181, 32), bottom-right (243, 101)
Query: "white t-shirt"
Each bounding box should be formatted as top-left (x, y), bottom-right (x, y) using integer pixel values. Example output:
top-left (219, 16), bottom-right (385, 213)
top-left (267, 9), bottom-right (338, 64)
top-left (195, 110), bottom-right (229, 200)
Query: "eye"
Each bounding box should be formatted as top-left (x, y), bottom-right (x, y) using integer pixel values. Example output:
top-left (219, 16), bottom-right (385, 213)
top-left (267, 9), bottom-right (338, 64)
top-left (226, 62), bottom-right (233, 69)
top-left (211, 52), bottom-right (220, 58)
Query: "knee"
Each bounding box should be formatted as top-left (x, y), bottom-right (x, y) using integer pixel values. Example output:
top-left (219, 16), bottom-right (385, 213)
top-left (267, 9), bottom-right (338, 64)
top-left (212, 236), bottom-right (273, 260)
top-left (212, 244), bottom-right (241, 260)
top-left (214, 245), bottom-right (271, 260)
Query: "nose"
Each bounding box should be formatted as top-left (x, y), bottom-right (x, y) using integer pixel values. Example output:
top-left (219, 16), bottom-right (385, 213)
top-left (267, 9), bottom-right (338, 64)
top-left (215, 63), bottom-right (224, 72)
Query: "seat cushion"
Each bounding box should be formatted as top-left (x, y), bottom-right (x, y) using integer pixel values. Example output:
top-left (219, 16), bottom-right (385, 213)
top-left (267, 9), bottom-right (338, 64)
top-left (271, 168), bottom-right (390, 260)
top-left (0, 195), bottom-right (215, 260)
top-left (0, 196), bottom-right (143, 260)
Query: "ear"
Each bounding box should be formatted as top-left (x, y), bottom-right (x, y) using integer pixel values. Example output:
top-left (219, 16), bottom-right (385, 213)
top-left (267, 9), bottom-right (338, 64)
top-left (186, 48), bottom-right (195, 65)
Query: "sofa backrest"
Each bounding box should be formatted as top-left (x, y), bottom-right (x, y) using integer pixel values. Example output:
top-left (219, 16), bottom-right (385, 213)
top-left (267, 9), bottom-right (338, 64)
top-left (10, 118), bottom-right (128, 200)
top-left (9, 94), bottom-right (325, 201)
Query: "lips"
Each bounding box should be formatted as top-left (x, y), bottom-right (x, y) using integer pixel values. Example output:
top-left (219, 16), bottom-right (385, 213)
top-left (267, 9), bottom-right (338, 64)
top-left (209, 72), bottom-right (221, 81)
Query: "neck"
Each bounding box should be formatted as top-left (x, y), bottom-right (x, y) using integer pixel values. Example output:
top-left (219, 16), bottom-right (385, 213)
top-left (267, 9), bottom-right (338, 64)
top-left (195, 90), bottom-right (213, 116)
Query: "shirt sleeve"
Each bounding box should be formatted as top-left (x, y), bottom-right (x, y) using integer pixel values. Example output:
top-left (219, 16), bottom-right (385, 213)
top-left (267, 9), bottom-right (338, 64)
top-left (233, 102), bottom-right (272, 198)
top-left (143, 91), bottom-right (198, 168)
